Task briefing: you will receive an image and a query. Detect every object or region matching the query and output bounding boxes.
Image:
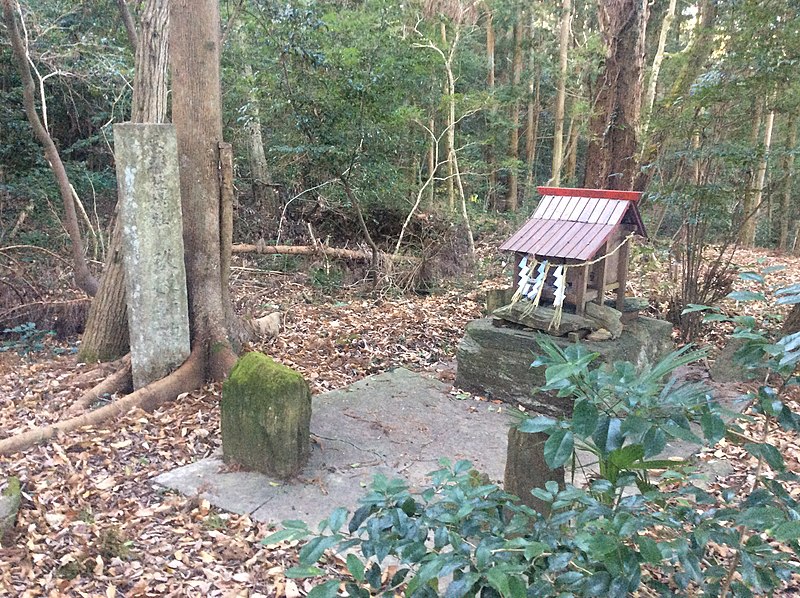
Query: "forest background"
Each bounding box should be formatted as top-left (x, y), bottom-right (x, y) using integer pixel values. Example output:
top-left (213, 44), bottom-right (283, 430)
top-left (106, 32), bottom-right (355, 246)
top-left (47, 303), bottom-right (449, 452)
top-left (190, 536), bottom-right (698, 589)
top-left (2, 0), bottom-right (799, 275)
top-left (2, 0), bottom-right (800, 595)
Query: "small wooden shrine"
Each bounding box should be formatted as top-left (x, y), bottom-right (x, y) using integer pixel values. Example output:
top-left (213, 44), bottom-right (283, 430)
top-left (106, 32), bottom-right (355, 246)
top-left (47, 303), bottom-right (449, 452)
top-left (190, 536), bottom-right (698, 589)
top-left (499, 186), bottom-right (646, 318)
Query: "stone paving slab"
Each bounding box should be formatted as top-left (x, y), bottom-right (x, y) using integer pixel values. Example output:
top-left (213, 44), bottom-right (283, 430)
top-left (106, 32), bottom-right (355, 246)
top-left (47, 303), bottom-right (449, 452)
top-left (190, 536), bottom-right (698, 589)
top-left (153, 368), bottom-right (514, 527)
top-left (153, 366), bottom-right (750, 528)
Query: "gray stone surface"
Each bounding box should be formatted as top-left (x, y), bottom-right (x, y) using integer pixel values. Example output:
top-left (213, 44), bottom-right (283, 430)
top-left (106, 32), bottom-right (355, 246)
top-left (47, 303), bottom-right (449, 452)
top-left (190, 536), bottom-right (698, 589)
top-left (154, 367), bottom-right (750, 530)
top-left (154, 368), bottom-right (514, 526)
top-left (115, 123), bottom-right (190, 389)
top-left (584, 302), bottom-right (623, 338)
top-left (455, 316), bottom-right (674, 415)
top-left (221, 352), bottom-right (312, 479)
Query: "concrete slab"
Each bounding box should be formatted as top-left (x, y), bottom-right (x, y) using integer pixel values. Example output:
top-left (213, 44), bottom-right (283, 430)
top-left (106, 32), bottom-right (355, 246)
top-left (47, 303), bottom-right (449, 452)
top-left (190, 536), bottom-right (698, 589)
top-left (153, 368), bottom-right (514, 526)
top-left (153, 366), bottom-right (751, 528)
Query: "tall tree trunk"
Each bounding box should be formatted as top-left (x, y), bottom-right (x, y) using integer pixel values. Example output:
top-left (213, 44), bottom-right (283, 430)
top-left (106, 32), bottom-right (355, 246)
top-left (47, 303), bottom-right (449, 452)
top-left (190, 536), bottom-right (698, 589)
top-left (427, 116), bottom-right (436, 204)
top-left (738, 98), bottom-right (765, 246)
top-left (525, 10), bottom-right (540, 196)
top-left (584, 0), bottom-right (649, 191)
top-left (171, 0), bottom-right (237, 379)
top-left (2, 0), bottom-right (98, 296)
top-left (442, 23), bottom-right (456, 211)
top-left (564, 113), bottom-right (580, 185)
top-left (642, 0), bottom-right (676, 136)
top-left (116, 0), bottom-right (138, 49)
top-left (79, 0), bottom-right (169, 363)
top-left (550, 0), bottom-right (571, 186)
top-left (635, 0), bottom-right (717, 190)
top-left (505, 15), bottom-right (524, 211)
top-left (243, 63), bottom-right (279, 230)
top-left (780, 115), bottom-right (797, 251)
top-left (741, 101), bottom-right (775, 247)
top-left (485, 3), bottom-right (498, 209)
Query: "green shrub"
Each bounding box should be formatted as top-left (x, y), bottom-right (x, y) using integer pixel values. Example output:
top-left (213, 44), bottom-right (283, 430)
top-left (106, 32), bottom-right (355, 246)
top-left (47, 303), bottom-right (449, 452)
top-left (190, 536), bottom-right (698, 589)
top-left (264, 282), bottom-right (800, 597)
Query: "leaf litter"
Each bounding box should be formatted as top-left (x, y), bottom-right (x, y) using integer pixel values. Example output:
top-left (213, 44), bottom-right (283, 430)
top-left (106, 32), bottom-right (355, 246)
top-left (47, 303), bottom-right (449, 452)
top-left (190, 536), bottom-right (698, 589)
top-left (0, 243), bottom-right (799, 596)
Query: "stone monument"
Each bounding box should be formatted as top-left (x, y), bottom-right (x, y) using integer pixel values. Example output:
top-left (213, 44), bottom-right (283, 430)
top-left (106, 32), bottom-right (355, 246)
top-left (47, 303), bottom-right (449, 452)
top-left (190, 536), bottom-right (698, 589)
top-left (221, 352), bottom-right (312, 479)
top-left (115, 123), bottom-right (190, 389)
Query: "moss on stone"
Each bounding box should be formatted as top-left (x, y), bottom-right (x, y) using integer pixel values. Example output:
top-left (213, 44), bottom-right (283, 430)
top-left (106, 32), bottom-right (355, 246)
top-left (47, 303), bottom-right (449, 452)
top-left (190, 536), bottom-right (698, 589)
top-left (221, 352), bottom-right (311, 479)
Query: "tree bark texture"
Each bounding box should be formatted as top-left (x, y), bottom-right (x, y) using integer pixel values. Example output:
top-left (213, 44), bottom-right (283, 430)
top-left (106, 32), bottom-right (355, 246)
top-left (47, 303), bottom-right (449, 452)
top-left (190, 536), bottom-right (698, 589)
top-left (551, 0), bottom-right (572, 187)
top-left (505, 16), bottom-right (524, 211)
top-left (635, 0), bottom-right (717, 191)
top-left (116, 0), bottom-right (139, 48)
top-left (584, 0), bottom-right (648, 191)
top-left (779, 116), bottom-right (797, 251)
top-left (79, 0), bottom-right (170, 363)
top-left (2, 0), bottom-right (98, 296)
top-left (642, 0), bottom-right (676, 134)
top-left (171, 0), bottom-right (237, 379)
top-left (243, 63), bottom-right (279, 227)
top-left (739, 98), bottom-right (765, 246)
top-left (525, 9), bottom-right (540, 196)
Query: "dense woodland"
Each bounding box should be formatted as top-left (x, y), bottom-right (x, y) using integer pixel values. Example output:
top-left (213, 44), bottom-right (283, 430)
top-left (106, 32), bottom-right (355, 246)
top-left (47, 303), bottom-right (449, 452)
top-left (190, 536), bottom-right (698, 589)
top-left (1, 0), bottom-right (799, 251)
top-left (2, 0), bottom-right (800, 596)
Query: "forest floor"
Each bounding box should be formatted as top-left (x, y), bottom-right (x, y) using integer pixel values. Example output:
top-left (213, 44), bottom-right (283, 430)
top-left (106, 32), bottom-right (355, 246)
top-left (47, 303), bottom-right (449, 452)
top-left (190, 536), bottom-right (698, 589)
top-left (1, 242), bottom-right (799, 597)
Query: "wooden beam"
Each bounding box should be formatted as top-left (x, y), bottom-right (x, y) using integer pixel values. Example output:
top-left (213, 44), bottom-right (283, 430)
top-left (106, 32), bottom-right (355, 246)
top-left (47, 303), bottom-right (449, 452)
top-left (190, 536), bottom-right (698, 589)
top-left (573, 265), bottom-right (588, 316)
top-left (616, 237), bottom-right (630, 309)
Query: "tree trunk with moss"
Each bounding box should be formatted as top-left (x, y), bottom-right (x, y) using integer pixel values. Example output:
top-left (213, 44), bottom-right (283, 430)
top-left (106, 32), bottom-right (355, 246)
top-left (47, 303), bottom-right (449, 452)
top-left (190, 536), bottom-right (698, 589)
top-left (583, 0), bottom-right (648, 191)
top-left (79, 0), bottom-right (169, 363)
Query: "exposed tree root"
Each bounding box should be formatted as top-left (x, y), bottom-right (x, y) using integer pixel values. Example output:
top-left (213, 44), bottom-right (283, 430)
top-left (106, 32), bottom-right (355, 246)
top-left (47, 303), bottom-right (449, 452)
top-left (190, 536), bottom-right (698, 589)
top-left (67, 355), bottom-right (133, 414)
top-left (0, 348), bottom-right (205, 456)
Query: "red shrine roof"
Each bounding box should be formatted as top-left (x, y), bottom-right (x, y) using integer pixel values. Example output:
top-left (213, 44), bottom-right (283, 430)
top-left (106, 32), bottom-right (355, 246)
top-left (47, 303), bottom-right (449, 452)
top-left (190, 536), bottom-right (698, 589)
top-left (499, 187), bottom-right (647, 261)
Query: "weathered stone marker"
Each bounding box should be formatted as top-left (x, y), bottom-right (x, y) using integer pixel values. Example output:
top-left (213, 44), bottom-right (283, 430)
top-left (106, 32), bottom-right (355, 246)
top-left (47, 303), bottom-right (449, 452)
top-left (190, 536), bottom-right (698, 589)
top-left (114, 123), bottom-right (190, 389)
top-left (221, 352), bottom-right (311, 479)
top-left (504, 429), bottom-right (564, 517)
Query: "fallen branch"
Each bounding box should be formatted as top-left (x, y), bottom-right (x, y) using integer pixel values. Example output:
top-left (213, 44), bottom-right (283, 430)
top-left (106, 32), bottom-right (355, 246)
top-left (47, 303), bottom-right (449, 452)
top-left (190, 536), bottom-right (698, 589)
top-left (0, 348), bottom-right (204, 456)
top-left (67, 355), bottom-right (132, 414)
top-left (232, 243), bottom-right (417, 263)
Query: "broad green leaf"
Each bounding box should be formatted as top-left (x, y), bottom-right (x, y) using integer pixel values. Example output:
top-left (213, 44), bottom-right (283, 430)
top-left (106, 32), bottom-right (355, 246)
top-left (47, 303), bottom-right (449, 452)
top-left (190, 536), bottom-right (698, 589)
top-left (700, 412), bottom-right (726, 444)
top-left (681, 304), bottom-right (713, 314)
top-left (662, 421), bottom-right (702, 444)
top-left (572, 399), bottom-right (599, 437)
top-left (299, 535), bottom-right (340, 565)
top-left (544, 429), bottom-right (574, 469)
top-left (738, 271), bottom-right (765, 283)
top-left (584, 571), bottom-right (611, 594)
top-left (306, 580), bottom-right (341, 598)
top-left (702, 313), bottom-right (730, 322)
top-left (593, 417), bottom-right (623, 454)
top-left (727, 291), bottom-right (765, 302)
top-left (641, 426), bottom-right (666, 458)
top-left (346, 553), bottom-right (365, 582)
top-left (518, 416), bottom-right (557, 434)
top-left (261, 528), bottom-right (306, 545)
top-left (327, 507), bottom-right (348, 533)
top-left (486, 567), bottom-right (515, 598)
top-left (524, 541), bottom-right (549, 560)
top-left (772, 521), bottom-right (800, 542)
top-left (636, 536), bottom-right (662, 564)
top-left (744, 443), bottom-right (785, 472)
top-left (285, 565), bottom-right (326, 578)
top-left (608, 445), bottom-right (644, 469)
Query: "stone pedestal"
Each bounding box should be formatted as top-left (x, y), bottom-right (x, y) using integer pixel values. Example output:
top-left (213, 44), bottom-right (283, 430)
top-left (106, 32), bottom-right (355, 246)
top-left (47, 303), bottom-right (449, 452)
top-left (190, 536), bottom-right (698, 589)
top-left (221, 352), bottom-right (311, 480)
top-left (458, 315), bottom-right (674, 512)
top-left (504, 429), bottom-right (563, 516)
top-left (115, 123), bottom-right (190, 389)
top-left (456, 316), bottom-right (674, 415)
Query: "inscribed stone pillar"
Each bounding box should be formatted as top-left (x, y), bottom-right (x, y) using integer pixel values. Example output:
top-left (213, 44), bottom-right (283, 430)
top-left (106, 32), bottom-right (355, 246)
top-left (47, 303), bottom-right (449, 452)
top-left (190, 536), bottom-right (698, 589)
top-left (114, 123), bottom-right (190, 389)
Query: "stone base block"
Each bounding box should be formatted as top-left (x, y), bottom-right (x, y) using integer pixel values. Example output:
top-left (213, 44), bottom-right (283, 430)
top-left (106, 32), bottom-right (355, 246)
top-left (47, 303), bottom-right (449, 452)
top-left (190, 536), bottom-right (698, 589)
top-left (455, 316), bottom-right (674, 416)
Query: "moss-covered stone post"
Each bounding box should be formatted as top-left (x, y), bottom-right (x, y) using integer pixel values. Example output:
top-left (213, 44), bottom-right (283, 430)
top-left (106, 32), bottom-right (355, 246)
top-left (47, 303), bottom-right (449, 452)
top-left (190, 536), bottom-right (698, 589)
top-left (221, 352), bottom-right (311, 479)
